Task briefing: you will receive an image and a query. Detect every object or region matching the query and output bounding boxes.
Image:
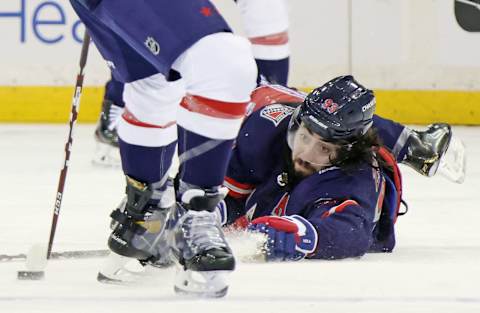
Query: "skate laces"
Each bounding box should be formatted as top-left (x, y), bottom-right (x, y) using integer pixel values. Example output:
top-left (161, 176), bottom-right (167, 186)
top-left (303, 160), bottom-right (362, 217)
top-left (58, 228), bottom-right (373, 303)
top-left (181, 211), bottom-right (227, 256)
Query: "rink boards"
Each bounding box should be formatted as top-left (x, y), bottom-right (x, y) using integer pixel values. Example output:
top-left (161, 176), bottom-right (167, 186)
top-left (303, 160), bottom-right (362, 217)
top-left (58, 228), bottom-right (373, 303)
top-left (1, 0), bottom-right (480, 124)
top-left (1, 86), bottom-right (480, 124)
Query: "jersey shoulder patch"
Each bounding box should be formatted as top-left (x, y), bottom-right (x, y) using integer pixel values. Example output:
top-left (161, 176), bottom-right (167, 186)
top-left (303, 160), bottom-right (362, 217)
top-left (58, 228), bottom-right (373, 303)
top-left (259, 104), bottom-right (295, 127)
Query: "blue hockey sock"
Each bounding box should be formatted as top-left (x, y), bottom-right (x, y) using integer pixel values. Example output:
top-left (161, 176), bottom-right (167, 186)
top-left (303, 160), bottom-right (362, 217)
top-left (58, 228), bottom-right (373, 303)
top-left (118, 138), bottom-right (176, 186)
top-left (177, 126), bottom-right (234, 190)
top-left (255, 57), bottom-right (289, 86)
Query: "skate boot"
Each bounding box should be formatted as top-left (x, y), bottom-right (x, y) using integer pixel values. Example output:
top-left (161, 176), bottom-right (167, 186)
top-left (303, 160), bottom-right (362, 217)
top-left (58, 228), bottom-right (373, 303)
top-left (170, 188), bottom-right (235, 298)
top-left (97, 176), bottom-right (174, 284)
top-left (403, 123), bottom-right (452, 177)
top-left (92, 99), bottom-right (123, 167)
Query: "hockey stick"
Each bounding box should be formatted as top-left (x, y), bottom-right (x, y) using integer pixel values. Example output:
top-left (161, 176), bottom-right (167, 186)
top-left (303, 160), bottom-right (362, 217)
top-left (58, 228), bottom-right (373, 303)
top-left (46, 31), bottom-right (91, 260)
top-left (1, 249), bottom-right (109, 263)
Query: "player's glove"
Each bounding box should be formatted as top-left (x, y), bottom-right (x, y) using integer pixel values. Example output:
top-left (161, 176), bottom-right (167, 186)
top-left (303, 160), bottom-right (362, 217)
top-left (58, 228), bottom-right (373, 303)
top-left (248, 215), bottom-right (318, 261)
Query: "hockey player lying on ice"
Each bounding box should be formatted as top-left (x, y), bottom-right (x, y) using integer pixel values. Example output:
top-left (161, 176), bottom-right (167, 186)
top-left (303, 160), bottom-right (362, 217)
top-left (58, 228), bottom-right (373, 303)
top-left (220, 75), bottom-right (465, 262)
top-left (99, 75), bottom-right (465, 295)
top-left (222, 75), bottom-right (437, 261)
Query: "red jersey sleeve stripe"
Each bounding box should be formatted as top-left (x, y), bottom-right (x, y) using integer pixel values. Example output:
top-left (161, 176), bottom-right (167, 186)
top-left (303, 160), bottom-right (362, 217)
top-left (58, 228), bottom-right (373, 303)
top-left (224, 176), bottom-right (254, 198)
top-left (224, 176), bottom-right (255, 190)
top-left (122, 109), bottom-right (176, 129)
top-left (180, 94), bottom-right (249, 119)
top-left (249, 31), bottom-right (289, 46)
top-left (321, 199), bottom-right (359, 219)
top-left (250, 85), bottom-right (306, 112)
top-left (226, 189), bottom-right (249, 199)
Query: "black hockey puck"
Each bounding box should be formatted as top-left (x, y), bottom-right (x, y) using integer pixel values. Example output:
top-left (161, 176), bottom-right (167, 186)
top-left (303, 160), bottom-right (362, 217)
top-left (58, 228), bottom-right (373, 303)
top-left (17, 271), bottom-right (45, 280)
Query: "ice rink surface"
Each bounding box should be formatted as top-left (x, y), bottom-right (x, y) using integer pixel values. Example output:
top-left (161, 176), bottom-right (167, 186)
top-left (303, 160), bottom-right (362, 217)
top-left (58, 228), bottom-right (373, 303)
top-left (0, 124), bottom-right (479, 313)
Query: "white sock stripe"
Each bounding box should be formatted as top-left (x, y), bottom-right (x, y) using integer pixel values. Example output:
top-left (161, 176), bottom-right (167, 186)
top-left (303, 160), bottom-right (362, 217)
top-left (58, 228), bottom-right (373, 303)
top-left (393, 128), bottom-right (412, 158)
top-left (178, 139), bottom-right (225, 165)
top-left (150, 172), bottom-right (171, 201)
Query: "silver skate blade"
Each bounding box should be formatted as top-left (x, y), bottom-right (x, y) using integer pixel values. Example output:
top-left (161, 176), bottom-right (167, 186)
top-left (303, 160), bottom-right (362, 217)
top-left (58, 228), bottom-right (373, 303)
top-left (174, 285), bottom-right (228, 298)
top-left (438, 135), bottom-right (466, 184)
top-left (97, 252), bottom-right (145, 285)
top-left (97, 264), bottom-right (174, 285)
top-left (97, 272), bottom-right (135, 285)
top-left (92, 141), bottom-right (121, 168)
top-left (173, 269), bottom-right (231, 298)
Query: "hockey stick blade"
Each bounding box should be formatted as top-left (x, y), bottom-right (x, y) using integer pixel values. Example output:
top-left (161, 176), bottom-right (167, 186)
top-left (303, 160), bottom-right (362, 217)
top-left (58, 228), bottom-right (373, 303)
top-left (0, 249), bottom-right (109, 263)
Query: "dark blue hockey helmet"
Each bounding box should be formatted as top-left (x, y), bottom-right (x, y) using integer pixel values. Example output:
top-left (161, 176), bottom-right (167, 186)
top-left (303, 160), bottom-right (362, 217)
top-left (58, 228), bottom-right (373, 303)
top-left (290, 75), bottom-right (376, 142)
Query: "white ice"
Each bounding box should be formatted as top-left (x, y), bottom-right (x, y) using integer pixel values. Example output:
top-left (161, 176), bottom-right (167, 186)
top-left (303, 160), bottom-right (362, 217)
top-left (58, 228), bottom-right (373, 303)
top-left (0, 124), bottom-right (479, 313)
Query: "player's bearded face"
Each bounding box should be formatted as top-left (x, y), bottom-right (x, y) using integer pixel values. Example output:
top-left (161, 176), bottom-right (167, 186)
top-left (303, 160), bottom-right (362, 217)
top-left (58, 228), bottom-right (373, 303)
top-left (291, 124), bottom-right (339, 177)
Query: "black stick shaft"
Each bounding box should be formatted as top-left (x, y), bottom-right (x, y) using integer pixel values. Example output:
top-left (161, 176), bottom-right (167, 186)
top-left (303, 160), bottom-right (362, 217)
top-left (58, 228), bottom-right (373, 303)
top-left (46, 31), bottom-right (91, 259)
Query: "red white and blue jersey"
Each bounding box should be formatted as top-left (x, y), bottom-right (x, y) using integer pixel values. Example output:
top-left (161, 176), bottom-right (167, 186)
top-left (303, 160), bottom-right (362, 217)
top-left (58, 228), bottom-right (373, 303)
top-left (224, 99), bottom-right (401, 259)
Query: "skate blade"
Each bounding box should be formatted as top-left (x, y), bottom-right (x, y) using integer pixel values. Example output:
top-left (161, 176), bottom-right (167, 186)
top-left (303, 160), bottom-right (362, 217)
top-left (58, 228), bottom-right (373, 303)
top-left (97, 264), bottom-right (174, 285)
top-left (97, 253), bottom-right (145, 285)
top-left (174, 285), bottom-right (228, 298)
top-left (438, 136), bottom-right (466, 184)
top-left (97, 271), bottom-right (135, 285)
top-left (92, 142), bottom-right (121, 168)
top-left (173, 269), bottom-right (231, 298)
top-left (97, 253), bottom-right (174, 285)
top-left (97, 266), bottom-right (159, 285)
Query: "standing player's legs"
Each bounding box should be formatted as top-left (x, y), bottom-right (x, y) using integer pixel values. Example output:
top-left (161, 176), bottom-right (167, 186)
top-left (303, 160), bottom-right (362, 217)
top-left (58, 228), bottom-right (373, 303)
top-left (117, 73), bottom-right (182, 193)
top-left (92, 76), bottom-right (125, 166)
top-left (95, 76), bottom-right (124, 147)
top-left (106, 73), bottom-right (183, 263)
top-left (70, 0), bottom-right (180, 278)
top-left (173, 33), bottom-right (257, 194)
top-left (236, 0), bottom-right (290, 85)
top-left (73, 0), bottom-right (257, 295)
top-left (170, 32), bottom-right (257, 296)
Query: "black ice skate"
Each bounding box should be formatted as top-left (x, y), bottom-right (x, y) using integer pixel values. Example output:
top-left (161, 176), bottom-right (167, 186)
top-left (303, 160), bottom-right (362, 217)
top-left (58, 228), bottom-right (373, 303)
top-left (404, 123), bottom-right (452, 177)
top-left (98, 176), bottom-right (174, 284)
top-left (170, 188), bottom-right (235, 298)
top-left (95, 99), bottom-right (121, 147)
top-left (92, 99), bottom-right (123, 167)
